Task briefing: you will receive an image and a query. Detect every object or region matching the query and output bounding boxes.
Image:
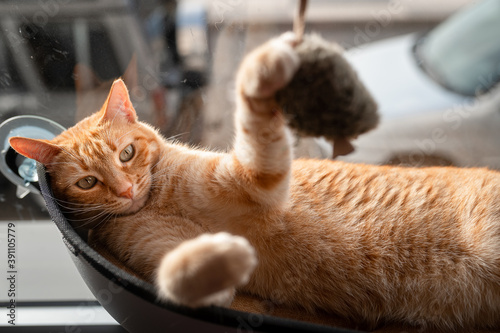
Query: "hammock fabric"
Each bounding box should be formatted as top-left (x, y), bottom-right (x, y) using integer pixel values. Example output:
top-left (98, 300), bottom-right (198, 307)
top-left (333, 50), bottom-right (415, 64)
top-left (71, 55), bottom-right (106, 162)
top-left (37, 163), bottom-right (357, 333)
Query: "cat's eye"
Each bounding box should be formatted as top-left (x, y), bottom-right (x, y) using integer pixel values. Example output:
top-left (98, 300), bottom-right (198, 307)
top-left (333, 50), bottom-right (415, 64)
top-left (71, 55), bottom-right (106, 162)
top-left (77, 176), bottom-right (97, 190)
top-left (119, 144), bottom-right (135, 162)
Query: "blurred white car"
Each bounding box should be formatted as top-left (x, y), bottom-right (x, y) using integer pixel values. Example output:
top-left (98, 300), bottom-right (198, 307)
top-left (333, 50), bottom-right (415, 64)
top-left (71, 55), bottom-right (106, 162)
top-left (339, 0), bottom-right (500, 169)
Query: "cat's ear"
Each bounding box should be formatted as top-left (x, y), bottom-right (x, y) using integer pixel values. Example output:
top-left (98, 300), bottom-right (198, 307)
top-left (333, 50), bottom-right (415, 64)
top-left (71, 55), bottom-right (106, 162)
top-left (100, 79), bottom-right (137, 124)
top-left (9, 137), bottom-right (61, 165)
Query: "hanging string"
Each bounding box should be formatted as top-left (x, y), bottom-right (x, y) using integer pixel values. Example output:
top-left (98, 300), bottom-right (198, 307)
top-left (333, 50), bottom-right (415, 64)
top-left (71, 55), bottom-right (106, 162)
top-left (294, 0), bottom-right (308, 42)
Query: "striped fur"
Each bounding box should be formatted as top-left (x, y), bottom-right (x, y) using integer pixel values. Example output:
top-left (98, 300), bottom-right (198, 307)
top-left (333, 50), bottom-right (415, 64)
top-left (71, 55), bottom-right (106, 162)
top-left (9, 33), bottom-right (500, 330)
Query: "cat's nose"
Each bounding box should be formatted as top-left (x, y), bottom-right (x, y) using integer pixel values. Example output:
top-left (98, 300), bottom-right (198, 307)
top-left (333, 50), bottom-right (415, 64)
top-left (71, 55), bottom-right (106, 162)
top-left (119, 186), bottom-right (134, 199)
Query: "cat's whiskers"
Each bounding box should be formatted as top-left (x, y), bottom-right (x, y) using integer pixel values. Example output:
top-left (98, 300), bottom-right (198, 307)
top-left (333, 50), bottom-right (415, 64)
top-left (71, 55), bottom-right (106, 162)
top-left (41, 192), bottom-right (105, 210)
top-left (67, 199), bottom-right (123, 224)
top-left (66, 210), bottom-right (106, 224)
top-left (165, 132), bottom-right (190, 142)
top-left (66, 209), bottom-right (106, 224)
top-left (136, 176), bottom-right (151, 194)
top-left (59, 203), bottom-right (104, 214)
top-left (62, 206), bottom-right (110, 223)
top-left (41, 190), bottom-right (123, 226)
top-left (94, 213), bottom-right (117, 229)
top-left (71, 210), bottom-right (116, 230)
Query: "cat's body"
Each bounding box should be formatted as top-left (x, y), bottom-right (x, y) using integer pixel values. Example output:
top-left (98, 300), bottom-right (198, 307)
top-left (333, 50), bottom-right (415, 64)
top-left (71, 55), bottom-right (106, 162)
top-left (10, 33), bottom-right (500, 330)
top-left (93, 153), bottom-right (500, 328)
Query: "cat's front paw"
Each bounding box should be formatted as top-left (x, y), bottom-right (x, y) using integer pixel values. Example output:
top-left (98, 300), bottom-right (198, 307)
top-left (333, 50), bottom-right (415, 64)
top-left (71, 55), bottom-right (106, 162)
top-left (156, 232), bottom-right (257, 308)
top-left (237, 32), bottom-right (300, 99)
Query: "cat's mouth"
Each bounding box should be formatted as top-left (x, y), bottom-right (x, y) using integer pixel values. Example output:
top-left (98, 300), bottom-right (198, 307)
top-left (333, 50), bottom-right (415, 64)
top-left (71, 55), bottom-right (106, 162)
top-left (122, 192), bottom-right (150, 215)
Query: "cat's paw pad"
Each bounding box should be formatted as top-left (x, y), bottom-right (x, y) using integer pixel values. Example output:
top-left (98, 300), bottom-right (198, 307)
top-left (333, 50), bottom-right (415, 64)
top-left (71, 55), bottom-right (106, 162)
top-left (156, 232), bottom-right (257, 308)
top-left (237, 32), bottom-right (300, 99)
top-left (196, 232), bottom-right (257, 287)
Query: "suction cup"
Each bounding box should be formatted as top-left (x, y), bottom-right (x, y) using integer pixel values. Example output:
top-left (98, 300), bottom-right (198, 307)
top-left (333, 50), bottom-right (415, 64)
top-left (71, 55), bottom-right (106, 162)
top-left (0, 115), bottom-right (65, 199)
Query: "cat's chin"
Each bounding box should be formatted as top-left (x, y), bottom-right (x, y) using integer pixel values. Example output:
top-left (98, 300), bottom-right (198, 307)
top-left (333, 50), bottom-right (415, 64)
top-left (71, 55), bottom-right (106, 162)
top-left (122, 193), bottom-right (150, 215)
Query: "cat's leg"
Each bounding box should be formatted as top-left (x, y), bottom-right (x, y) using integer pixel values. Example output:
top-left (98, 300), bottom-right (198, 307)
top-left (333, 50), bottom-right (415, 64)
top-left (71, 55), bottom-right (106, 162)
top-left (156, 232), bottom-right (257, 307)
top-left (231, 33), bottom-right (300, 205)
top-left (94, 214), bottom-right (257, 308)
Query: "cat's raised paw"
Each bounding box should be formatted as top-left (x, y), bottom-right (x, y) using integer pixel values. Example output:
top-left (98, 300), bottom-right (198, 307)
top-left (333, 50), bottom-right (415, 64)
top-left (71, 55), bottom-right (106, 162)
top-left (156, 232), bottom-right (257, 308)
top-left (237, 32), bottom-right (300, 99)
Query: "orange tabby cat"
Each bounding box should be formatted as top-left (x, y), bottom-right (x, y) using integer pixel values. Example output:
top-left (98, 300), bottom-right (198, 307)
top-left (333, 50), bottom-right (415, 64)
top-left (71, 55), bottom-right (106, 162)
top-left (10, 33), bottom-right (500, 330)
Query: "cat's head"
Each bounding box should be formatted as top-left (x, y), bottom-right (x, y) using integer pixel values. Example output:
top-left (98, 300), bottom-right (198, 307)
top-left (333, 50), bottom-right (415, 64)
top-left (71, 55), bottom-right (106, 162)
top-left (10, 79), bottom-right (161, 229)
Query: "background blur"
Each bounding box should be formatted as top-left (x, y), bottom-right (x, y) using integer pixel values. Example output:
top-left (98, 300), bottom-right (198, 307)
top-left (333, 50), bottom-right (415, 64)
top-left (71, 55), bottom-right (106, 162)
top-left (200, 0), bottom-right (477, 149)
top-left (0, 0), bottom-right (497, 330)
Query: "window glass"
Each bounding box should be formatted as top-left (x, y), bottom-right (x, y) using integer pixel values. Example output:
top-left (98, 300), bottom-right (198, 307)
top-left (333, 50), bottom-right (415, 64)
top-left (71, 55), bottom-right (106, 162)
top-left (1, 0), bottom-right (499, 223)
top-left (0, 33), bottom-right (25, 93)
top-left (420, 0), bottom-right (500, 96)
top-left (0, 1), bottom-right (499, 325)
top-left (20, 20), bottom-right (122, 91)
top-left (22, 21), bottom-right (77, 90)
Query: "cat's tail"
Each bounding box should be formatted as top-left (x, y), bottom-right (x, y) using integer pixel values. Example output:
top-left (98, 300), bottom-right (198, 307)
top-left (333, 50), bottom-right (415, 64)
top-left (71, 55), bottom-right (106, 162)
top-left (155, 232), bottom-right (257, 308)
